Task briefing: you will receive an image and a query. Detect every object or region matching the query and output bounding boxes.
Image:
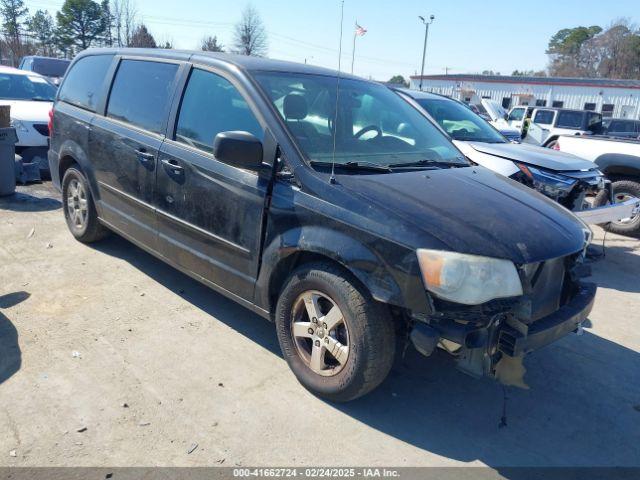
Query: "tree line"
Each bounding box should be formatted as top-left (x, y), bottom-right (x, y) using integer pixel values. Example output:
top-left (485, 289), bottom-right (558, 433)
top-left (546, 19), bottom-right (640, 79)
top-left (0, 0), bottom-right (268, 66)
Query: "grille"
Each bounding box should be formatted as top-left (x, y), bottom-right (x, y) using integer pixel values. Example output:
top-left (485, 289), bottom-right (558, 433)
top-left (33, 123), bottom-right (49, 137)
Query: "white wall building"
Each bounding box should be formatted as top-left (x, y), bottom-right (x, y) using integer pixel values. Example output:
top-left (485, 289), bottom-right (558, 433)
top-left (409, 74), bottom-right (640, 119)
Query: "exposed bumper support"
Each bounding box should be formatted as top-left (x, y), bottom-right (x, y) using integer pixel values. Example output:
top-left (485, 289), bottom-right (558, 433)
top-left (498, 282), bottom-right (597, 357)
top-left (575, 198), bottom-right (640, 225)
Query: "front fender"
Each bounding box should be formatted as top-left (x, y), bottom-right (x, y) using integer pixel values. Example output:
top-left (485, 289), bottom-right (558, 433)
top-left (254, 225), bottom-right (430, 316)
top-left (595, 153), bottom-right (640, 178)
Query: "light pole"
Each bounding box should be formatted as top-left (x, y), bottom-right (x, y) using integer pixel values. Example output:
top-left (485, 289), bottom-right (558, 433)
top-left (418, 14), bottom-right (435, 91)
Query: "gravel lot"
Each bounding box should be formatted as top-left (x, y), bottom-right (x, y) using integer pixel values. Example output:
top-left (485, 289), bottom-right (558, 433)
top-left (1, 181), bottom-right (639, 469)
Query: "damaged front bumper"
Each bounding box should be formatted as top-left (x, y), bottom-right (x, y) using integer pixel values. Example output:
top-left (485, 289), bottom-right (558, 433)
top-left (575, 197), bottom-right (640, 225)
top-left (410, 280), bottom-right (597, 385)
top-left (496, 282), bottom-right (596, 357)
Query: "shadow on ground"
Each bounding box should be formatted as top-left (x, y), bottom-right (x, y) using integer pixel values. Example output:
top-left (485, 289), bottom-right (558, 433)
top-left (589, 238), bottom-right (640, 293)
top-left (91, 234), bottom-right (640, 469)
top-left (0, 189), bottom-right (61, 212)
top-left (0, 292), bottom-right (27, 385)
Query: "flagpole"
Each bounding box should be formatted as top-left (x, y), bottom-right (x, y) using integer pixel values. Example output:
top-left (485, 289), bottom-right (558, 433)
top-left (351, 23), bottom-right (357, 74)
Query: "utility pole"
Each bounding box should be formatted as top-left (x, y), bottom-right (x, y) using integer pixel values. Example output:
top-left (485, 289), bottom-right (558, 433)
top-left (418, 14), bottom-right (435, 91)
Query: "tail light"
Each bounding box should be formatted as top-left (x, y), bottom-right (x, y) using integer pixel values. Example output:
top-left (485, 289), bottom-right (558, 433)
top-left (48, 108), bottom-right (54, 137)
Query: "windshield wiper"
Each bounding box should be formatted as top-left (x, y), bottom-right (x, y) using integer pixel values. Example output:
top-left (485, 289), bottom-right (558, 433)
top-left (387, 158), bottom-right (466, 169)
top-left (309, 160), bottom-right (392, 172)
top-left (31, 97), bottom-right (53, 102)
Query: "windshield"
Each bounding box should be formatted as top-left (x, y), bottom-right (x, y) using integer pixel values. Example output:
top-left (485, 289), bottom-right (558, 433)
top-left (33, 58), bottom-right (70, 77)
top-left (416, 98), bottom-right (507, 144)
top-left (0, 73), bottom-right (56, 101)
top-left (254, 72), bottom-right (467, 170)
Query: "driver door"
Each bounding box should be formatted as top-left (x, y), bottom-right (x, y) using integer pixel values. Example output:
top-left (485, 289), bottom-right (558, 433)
top-left (155, 66), bottom-right (270, 300)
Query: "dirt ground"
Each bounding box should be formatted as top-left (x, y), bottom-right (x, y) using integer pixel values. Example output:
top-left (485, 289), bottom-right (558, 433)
top-left (1, 181), bottom-right (639, 469)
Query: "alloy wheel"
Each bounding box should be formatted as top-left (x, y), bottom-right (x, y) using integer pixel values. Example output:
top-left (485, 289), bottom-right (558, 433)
top-left (67, 178), bottom-right (88, 229)
top-left (290, 290), bottom-right (350, 377)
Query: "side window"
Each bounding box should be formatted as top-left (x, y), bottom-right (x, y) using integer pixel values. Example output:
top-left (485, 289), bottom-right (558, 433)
top-left (59, 55), bottom-right (113, 111)
top-left (533, 110), bottom-right (554, 125)
top-left (535, 99), bottom-right (546, 107)
top-left (508, 108), bottom-right (524, 121)
top-left (107, 60), bottom-right (179, 134)
top-left (556, 111), bottom-right (584, 129)
top-left (584, 102), bottom-right (596, 111)
top-left (552, 101), bottom-right (564, 108)
top-left (175, 68), bottom-right (263, 153)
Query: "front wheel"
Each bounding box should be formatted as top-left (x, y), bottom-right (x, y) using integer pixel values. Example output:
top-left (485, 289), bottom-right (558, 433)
top-left (593, 180), bottom-right (640, 237)
top-left (275, 263), bottom-right (395, 402)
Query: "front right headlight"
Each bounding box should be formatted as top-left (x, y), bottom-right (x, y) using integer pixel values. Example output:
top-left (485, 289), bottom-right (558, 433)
top-left (417, 249), bottom-right (523, 305)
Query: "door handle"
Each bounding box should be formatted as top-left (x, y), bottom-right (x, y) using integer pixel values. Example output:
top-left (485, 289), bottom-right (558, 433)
top-left (135, 148), bottom-right (155, 164)
top-left (161, 158), bottom-right (184, 176)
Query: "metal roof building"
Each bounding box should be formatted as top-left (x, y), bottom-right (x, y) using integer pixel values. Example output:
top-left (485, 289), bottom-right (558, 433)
top-left (409, 74), bottom-right (640, 119)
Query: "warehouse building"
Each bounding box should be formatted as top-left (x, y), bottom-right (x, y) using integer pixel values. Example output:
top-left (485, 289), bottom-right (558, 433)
top-left (409, 74), bottom-right (640, 119)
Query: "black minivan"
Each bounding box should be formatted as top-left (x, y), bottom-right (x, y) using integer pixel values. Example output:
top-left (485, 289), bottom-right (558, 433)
top-left (49, 49), bottom-right (596, 401)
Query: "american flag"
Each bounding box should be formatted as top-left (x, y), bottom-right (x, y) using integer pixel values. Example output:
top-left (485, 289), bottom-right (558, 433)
top-left (355, 23), bottom-right (367, 36)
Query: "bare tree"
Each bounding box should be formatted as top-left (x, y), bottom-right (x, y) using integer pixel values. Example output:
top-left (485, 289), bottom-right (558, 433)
top-left (233, 4), bottom-right (267, 56)
top-left (201, 35), bottom-right (224, 52)
top-left (112, 0), bottom-right (137, 47)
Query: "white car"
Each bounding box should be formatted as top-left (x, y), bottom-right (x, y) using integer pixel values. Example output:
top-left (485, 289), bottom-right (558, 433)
top-left (555, 135), bottom-right (640, 236)
top-left (507, 106), bottom-right (603, 147)
top-left (0, 66), bottom-right (55, 173)
top-left (475, 99), bottom-right (522, 142)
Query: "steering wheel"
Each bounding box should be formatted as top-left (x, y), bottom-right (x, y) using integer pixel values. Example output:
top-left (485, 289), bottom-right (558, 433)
top-left (354, 125), bottom-right (382, 140)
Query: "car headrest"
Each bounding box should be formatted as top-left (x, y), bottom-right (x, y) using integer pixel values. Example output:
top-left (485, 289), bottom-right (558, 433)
top-left (283, 94), bottom-right (308, 120)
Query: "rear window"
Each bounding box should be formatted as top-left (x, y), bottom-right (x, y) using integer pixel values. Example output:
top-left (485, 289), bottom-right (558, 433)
top-left (107, 60), bottom-right (179, 134)
top-left (533, 110), bottom-right (554, 125)
top-left (608, 120), bottom-right (635, 133)
top-left (556, 111), bottom-right (584, 129)
top-left (0, 73), bottom-right (56, 101)
top-left (59, 55), bottom-right (113, 111)
top-left (32, 58), bottom-right (70, 77)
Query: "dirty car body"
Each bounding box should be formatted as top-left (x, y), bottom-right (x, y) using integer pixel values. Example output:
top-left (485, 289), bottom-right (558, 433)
top-left (49, 49), bottom-right (596, 399)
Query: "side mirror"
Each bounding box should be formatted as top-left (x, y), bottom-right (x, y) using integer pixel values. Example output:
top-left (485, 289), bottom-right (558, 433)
top-left (213, 131), bottom-right (266, 171)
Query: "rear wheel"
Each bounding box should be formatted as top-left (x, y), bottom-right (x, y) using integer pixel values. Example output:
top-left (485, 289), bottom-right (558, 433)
top-left (275, 263), bottom-right (395, 402)
top-left (593, 180), bottom-right (640, 237)
top-left (62, 166), bottom-right (109, 243)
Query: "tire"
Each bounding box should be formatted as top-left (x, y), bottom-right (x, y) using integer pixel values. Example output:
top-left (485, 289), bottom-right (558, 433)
top-left (275, 262), bottom-right (395, 402)
top-left (545, 139), bottom-right (558, 149)
top-left (62, 166), bottom-right (109, 243)
top-left (593, 179), bottom-right (640, 237)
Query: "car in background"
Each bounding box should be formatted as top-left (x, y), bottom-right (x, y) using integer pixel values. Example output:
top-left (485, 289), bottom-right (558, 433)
top-left (508, 106), bottom-right (603, 147)
top-left (601, 118), bottom-right (640, 139)
top-left (554, 135), bottom-right (640, 236)
top-left (473, 99), bottom-right (522, 142)
top-left (19, 56), bottom-right (71, 86)
top-left (396, 89), bottom-right (615, 219)
top-left (0, 66), bottom-right (55, 173)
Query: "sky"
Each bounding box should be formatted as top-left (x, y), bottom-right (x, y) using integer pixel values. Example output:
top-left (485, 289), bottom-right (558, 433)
top-left (23, 0), bottom-right (639, 81)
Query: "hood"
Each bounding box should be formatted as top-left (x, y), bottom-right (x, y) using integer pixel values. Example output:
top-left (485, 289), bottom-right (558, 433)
top-left (335, 166), bottom-right (587, 264)
top-left (467, 141), bottom-right (596, 172)
top-left (0, 100), bottom-right (52, 122)
top-left (481, 99), bottom-right (508, 122)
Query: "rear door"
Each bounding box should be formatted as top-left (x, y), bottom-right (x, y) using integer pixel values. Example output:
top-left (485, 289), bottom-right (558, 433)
top-left (507, 107), bottom-right (526, 130)
top-left (90, 58), bottom-right (181, 250)
top-left (155, 66), bottom-right (271, 300)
